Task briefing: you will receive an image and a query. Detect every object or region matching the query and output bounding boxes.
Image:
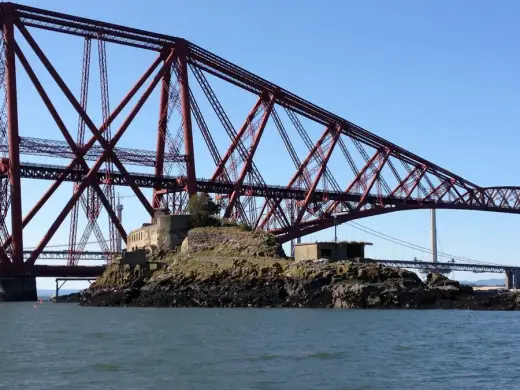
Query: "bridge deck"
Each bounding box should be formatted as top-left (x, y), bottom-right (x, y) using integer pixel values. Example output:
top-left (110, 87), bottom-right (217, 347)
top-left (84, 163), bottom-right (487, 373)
top-left (370, 259), bottom-right (516, 273)
top-left (5, 162), bottom-right (517, 214)
top-left (21, 250), bottom-right (111, 261)
top-left (34, 265), bottom-right (106, 278)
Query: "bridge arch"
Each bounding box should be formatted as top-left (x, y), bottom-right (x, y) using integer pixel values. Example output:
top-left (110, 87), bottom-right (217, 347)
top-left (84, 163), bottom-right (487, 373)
top-left (271, 186), bottom-right (520, 243)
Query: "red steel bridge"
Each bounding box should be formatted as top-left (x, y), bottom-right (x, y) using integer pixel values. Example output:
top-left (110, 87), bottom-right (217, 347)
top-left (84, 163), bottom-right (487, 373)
top-left (0, 2), bottom-right (519, 286)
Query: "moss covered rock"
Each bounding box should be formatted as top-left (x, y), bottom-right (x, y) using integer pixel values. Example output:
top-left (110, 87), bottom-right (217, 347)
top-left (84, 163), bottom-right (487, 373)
top-left (180, 227), bottom-right (285, 258)
top-left (78, 228), bottom-right (516, 310)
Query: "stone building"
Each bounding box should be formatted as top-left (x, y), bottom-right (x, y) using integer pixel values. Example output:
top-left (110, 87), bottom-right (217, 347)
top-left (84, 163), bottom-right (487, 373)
top-left (294, 241), bottom-right (372, 262)
top-left (126, 208), bottom-right (192, 255)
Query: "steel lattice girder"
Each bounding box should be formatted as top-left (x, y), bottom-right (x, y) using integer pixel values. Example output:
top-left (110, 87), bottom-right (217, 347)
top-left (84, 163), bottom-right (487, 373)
top-left (8, 2), bottom-right (479, 189)
top-left (0, 136), bottom-right (186, 167)
top-left (0, 12), bottom-right (178, 265)
top-left (0, 161), bottom-right (492, 204)
top-left (18, 250), bottom-right (111, 261)
top-left (5, 161), bottom-right (520, 227)
top-left (0, 1), bottom-right (517, 271)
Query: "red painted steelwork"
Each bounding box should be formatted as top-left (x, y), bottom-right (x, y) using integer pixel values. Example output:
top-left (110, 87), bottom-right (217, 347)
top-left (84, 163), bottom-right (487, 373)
top-left (293, 126), bottom-right (341, 225)
top-left (177, 41), bottom-right (196, 197)
top-left (211, 98), bottom-right (263, 182)
top-left (16, 22), bottom-right (153, 219)
top-left (3, 161), bottom-right (520, 240)
top-left (68, 38), bottom-right (90, 266)
top-left (0, 2), bottom-right (517, 278)
top-left (224, 93), bottom-right (276, 219)
top-left (153, 56), bottom-right (171, 209)
top-left (3, 4), bottom-right (23, 266)
top-left (14, 42), bottom-right (119, 264)
top-left (257, 127), bottom-right (330, 230)
top-left (1, 50), bottom-right (165, 253)
top-left (24, 49), bottom-right (177, 266)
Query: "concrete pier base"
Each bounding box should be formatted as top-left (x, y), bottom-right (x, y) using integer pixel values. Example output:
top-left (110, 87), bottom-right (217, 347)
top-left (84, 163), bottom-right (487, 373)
top-left (0, 276), bottom-right (37, 301)
top-left (505, 270), bottom-right (520, 290)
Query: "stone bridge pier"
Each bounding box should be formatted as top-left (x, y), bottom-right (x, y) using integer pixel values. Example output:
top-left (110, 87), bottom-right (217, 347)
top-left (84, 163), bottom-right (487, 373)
top-left (0, 276), bottom-right (37, 301)
top-left (0, 263), bottom-right (37, 302)
top-left (505, 270), bottom-right (520, 290)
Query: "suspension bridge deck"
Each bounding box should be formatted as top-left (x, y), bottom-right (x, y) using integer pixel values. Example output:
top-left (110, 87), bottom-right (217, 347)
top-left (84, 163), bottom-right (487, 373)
top-left (22, 252), bottom-right (519, 277)
top-left (369, 259), bottom-right (518, 274)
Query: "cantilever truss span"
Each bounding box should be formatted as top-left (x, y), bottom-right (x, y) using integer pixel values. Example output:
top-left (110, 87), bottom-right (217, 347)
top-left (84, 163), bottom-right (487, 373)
top-left (0, 2), bottom-right (517, 273)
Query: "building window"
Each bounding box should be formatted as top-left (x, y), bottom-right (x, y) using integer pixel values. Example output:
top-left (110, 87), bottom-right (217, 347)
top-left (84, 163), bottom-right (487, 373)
top-left (320, 248), bottom-right (333, 258)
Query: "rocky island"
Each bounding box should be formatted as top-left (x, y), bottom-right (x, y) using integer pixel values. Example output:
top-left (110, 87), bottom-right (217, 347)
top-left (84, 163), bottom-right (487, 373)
top-left (76, 226), bottom-right (520, 310)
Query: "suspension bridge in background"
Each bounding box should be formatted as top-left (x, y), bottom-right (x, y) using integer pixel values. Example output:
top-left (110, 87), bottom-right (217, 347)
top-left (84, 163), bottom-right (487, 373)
top-left (1, 2), bottom-right (520, 300)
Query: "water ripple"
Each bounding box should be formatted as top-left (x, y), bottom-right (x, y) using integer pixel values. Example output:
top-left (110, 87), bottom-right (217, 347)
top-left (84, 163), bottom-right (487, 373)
top-left (1, 304), bottom-right (519, 389)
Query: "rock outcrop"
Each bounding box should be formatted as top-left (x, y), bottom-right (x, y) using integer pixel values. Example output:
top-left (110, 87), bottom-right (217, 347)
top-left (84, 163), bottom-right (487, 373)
top-left (53, 292), bottom-right (82, 303)
top-left (77, 227), bottom-right (520, 310)
top-left (79, 257), bottom-right (520, 310)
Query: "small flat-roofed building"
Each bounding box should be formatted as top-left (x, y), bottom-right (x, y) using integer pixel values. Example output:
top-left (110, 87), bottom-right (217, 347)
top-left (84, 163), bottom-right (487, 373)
top-left (294, 241), bottom-right (372, 262)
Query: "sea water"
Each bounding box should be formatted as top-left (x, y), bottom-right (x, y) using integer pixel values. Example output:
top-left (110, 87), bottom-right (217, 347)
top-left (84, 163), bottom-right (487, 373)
top-left (0, 303), bottom-right (518, 389)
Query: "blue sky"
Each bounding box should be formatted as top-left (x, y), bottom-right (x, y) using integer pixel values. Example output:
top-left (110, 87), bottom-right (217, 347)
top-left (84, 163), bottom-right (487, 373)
top-left (7, 0), bottom-right (520, 289)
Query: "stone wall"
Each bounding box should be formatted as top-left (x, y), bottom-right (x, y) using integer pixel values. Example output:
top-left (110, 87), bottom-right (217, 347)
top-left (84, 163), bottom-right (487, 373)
top-left (127, 214), bottom-right (192, 255)
top-left (180, 227), bottom-right (285, 258)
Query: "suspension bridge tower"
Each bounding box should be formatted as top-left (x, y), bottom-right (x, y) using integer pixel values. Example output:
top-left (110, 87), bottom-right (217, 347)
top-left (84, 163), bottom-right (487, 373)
top-left (431, 209), bottom-right (438, 265)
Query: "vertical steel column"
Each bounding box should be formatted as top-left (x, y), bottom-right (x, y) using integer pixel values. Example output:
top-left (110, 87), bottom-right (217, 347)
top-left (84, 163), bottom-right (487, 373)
top-left (3, 5), bottom-right (23, 265)
top-left (153, 57), bottom-right (170, 208)
top-left (177, 40), bottom-right (196, 196)
top-left (116, 194), bottom-right (123, 252)
top-left (430, 209), bottom-right (438, 264)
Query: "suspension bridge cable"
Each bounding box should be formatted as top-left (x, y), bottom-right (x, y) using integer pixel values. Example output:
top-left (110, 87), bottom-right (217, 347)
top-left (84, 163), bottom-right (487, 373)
top-left (347, 221), bottom-right (494, 265)
top-left (346, 221), bottom-right (499, 265)
top-left (345, 222), bottom-right (445, 258)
